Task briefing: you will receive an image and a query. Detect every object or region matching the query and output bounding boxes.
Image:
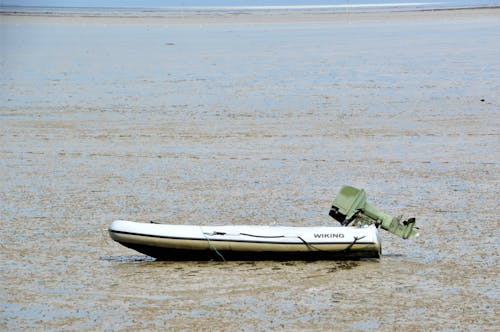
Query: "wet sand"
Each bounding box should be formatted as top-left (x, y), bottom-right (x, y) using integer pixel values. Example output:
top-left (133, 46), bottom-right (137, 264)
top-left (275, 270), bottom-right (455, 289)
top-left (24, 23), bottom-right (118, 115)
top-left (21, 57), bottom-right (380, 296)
top-left (1, 7), bottom-right (499, 331)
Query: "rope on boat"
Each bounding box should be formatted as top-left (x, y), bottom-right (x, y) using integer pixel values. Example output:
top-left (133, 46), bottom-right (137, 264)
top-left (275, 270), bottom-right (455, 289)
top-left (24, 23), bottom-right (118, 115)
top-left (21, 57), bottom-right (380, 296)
top-left (297, 236), bottom-right (323, 251)
top-left (200, 227), bottom-right (226, 262)
top-left (206, 237), bottom-right (226, 262)
top-left (200, 230), bottom-right (367, 259)
top-left (298, 235), bottom-right (367, 253)
top-left (343, 235), bottom-right (366, 252)
top-left (239, 233), bottom-right (285, 238)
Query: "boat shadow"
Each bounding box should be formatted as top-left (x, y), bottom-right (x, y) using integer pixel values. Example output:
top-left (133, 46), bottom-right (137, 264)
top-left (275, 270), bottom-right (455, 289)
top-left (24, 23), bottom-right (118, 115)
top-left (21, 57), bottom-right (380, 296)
top-left (100, 254), bottom-right (375, 272)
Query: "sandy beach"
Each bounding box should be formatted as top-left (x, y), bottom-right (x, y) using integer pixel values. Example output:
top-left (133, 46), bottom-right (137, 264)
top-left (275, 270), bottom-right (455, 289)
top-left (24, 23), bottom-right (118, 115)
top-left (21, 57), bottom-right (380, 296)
top-left (1, 7), bottom-right (499, 331)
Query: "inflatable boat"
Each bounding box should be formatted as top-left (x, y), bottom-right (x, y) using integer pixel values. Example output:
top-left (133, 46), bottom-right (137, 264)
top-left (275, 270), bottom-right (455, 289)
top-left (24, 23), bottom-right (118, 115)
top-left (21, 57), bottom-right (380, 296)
top-left (108, 185), bottom-right (418, 261)
top-left (108, 220), bottom-right (381, 260)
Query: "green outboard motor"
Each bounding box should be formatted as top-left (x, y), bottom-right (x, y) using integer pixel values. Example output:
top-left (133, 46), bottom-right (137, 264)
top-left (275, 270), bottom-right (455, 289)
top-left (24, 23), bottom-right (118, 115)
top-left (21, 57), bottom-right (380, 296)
top-left (330, 185), bottom-right (418, 239)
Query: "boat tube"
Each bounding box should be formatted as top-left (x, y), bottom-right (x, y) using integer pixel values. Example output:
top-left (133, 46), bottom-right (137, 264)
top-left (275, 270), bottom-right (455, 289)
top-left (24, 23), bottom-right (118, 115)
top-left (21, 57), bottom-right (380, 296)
top-left (108, 220), bottom-right (381, 260)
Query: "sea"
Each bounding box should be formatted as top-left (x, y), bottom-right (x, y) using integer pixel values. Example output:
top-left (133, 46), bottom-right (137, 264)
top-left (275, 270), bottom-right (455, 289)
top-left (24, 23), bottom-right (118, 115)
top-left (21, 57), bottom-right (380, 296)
top-left (2, 0), bottom-right (500, 12)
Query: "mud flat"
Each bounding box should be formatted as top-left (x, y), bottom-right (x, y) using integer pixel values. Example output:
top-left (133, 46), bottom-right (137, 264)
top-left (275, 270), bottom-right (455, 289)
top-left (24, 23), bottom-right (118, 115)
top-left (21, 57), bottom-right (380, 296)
top-left (1, 7), bottom-right (499, 331)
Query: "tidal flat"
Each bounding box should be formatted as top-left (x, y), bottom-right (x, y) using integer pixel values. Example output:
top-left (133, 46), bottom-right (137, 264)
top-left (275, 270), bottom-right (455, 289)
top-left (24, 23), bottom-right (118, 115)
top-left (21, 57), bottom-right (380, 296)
top-left (1, 7), bottom-right (499, 331)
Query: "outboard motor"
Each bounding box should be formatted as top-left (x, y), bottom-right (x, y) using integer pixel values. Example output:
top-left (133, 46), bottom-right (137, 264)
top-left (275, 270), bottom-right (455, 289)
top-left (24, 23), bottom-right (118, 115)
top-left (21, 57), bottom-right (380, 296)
top-left (330, 185), bottom-right (418, 239)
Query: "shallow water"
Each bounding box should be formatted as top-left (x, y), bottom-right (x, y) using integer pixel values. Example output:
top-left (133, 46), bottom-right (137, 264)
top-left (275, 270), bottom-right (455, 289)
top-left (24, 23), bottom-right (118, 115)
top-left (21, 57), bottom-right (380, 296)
top-left (1, 9), bottom-right (499, 331)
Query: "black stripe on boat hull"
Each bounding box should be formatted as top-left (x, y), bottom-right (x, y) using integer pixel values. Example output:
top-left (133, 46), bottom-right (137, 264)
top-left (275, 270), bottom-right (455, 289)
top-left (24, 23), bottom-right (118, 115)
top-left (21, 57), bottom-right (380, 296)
top-left (117, 242), bottom-right (380, 261)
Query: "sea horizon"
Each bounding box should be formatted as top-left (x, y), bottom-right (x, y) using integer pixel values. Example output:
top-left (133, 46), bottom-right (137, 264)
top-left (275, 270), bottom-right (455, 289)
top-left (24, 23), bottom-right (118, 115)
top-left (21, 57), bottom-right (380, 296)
top-left (2, 0), bottom-right (499, 12)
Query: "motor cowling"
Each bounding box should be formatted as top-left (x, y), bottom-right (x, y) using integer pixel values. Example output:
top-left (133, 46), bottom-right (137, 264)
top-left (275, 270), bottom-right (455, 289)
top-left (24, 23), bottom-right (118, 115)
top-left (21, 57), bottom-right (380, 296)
top-left (330, 185), bottom-right (418, 239)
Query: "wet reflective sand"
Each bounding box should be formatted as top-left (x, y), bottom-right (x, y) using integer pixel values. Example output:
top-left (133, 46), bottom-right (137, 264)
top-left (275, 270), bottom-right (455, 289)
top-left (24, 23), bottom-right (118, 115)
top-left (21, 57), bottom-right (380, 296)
top-left (1, 8), bottom-right (499, 331)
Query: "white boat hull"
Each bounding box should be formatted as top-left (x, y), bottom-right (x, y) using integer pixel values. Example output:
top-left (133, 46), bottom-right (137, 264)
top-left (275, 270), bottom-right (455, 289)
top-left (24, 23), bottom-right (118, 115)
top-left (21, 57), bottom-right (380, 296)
top-left (108, 220), bottom-right (381, 260)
